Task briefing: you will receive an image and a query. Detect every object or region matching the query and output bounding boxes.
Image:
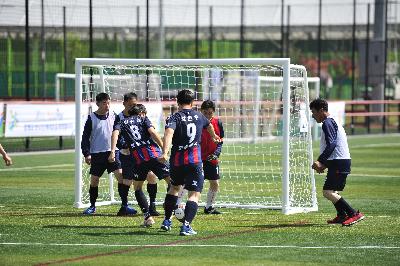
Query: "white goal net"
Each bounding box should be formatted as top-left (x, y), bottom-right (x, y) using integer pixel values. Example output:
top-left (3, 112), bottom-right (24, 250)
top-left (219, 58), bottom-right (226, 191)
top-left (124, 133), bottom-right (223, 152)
top-left (74, 58), bottom-right (317, 214)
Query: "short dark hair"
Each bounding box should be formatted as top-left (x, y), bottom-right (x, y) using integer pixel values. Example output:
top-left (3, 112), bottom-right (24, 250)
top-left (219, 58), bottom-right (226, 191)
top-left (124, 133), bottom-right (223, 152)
top-left (128, 104), bottom-right (140, 116)
top-left (96, 92), bottom-right (110, 103)
top-left (201, 100), bottom-right (215, 111)
top-left (123, 92), bottom-right (138, 102)
top-left (137, 103), bottom-right (147, 114)
top-left (309, 98), bottom-right (328, 112)
top-left (176, 89), bottom-right (194, 105)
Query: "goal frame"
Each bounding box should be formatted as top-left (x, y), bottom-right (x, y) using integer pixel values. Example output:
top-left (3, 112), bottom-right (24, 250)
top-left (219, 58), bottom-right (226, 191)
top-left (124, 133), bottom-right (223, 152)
top-left (74, 58), bottom-right (318, 214)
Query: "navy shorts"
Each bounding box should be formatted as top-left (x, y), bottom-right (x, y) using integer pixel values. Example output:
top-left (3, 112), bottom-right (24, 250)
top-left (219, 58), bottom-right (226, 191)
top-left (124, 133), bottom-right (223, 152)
top-left (135, 159), bottom-right (170, 181)
top-left (119, 153), bottom-right (138, 180)
top-left (323, 159), bottom-right (351, 191)
top-left (203, 160), bottom-right (220, 180)
top-left (89, 151), bottom-right (121, 177)
top-left (170, 163), bottom-right (204, 192)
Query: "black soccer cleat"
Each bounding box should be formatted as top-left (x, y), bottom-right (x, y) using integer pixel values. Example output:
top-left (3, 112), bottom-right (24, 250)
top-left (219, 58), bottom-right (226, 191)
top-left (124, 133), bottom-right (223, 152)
top-left (204, 206), bottom-right (222, 215)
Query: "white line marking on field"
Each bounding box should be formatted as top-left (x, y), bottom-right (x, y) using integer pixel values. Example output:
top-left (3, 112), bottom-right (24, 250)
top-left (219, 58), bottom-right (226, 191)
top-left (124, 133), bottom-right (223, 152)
top-left (351, 174), bottom-right (400, 178)
top-left (0, 242), bottom-right (399, 249)
top-left (351, 143), bottom-right (400, 149)
top-left (0, 164), bottom-right (74, 172)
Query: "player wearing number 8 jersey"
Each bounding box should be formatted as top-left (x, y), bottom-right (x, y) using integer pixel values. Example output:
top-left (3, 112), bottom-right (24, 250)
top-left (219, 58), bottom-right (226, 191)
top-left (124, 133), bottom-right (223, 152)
top-left (109, 104), bottom-right (170, 227)
top-left (158, 89), bottom-right (221, 236)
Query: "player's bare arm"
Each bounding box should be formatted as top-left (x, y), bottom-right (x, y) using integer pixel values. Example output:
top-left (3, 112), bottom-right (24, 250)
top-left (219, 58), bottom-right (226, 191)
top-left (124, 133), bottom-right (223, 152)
top-left (84, 155), bottom-right (91, 165)
top-left (206, 124), bottom-right (221, 143)
top-left (158, 127), bottom-right (174, 163)
top-left (148, 127), bottom-right (163, 149)
top-left (108, 130), bottom-right (120, 163)
top-left (312, 160), bottom-right (326, 173)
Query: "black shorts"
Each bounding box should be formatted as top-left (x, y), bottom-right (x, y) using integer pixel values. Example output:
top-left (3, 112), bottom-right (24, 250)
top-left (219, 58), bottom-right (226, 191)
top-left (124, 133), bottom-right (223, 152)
top-left (170, 163), bottom-right (204, 192)
top-left (323, 159), bottom-right (351, 191)
top-left (203, 160), bottom-right (220, 180)
top-left (120, 153), bottom-right (138, 180)
top-left (89, 151), bottom-right (121, 177)
top-left (135, 159), bottom-right (170, 181)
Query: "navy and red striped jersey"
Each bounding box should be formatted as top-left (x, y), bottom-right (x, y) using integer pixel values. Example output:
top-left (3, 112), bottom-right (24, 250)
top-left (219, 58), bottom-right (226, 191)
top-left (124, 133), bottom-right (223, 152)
top-left (201, 117), bottom-right (224, 165)
top-left (114, 115), bottom-right (161, 165)
top-left (165, 108), bottom-right (210, 166)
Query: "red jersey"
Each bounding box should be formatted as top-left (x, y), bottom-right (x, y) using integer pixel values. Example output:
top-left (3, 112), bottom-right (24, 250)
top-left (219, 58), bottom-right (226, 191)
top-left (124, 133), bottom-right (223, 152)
top-left (201, 117), bottom-right (224, 165)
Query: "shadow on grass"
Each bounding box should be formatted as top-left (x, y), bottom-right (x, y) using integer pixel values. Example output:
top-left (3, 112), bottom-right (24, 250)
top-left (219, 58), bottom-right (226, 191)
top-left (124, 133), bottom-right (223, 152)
top-left (81, 230), bottom-right (164, 237)
top-left (42, 224), bottom-right (129, 229)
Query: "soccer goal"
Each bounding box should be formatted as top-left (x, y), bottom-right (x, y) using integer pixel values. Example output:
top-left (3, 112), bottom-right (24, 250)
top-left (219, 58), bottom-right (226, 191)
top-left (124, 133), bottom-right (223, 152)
top-left (74, 58), bottom-right (317, 214)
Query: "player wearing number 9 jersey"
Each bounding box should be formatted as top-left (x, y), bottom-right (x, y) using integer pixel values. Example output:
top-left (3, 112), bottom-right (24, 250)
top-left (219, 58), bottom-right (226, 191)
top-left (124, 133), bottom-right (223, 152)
top-left (158, 89), bottom-right (221, 236)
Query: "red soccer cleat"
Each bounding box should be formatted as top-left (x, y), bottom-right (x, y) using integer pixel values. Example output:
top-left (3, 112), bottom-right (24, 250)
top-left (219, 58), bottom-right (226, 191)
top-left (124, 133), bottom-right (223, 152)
top-left (342, 211), bottom-right (365, 226)
top-left (327, 215), bottom-right (348, 224)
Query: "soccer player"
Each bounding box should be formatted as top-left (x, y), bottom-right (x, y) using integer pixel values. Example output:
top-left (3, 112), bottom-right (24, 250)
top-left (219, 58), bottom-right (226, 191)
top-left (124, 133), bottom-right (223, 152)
top-left (176, 100), bottom-right (224, 214)
top-left (109, 104), bottom-right (170, 227)
top-left (117, 92), bottom-right (163, 216)
top-left (310, 98), bottom-right (364, 226)
top-left (200, 100), bottom-right (224, 214)
top-left (158, 89), bottom-right (221, 236)
top-left (81, 92), bottom-right (137, 215)
top-left (0, 144), bottom-right (12, 166)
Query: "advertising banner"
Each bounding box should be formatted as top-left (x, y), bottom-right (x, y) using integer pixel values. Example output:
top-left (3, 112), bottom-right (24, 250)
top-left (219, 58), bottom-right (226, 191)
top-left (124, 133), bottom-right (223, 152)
top-left (5, 103), bottom-right (75, 137)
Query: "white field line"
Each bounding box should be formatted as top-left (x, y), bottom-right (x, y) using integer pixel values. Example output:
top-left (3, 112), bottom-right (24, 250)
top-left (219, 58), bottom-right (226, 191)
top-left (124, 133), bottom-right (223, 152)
top-left (0, 164), bottom-right (74, 172)
top-left (0, 242), bottom-right (399, 249)
top-left (350, 142), bottom-right (400, 149)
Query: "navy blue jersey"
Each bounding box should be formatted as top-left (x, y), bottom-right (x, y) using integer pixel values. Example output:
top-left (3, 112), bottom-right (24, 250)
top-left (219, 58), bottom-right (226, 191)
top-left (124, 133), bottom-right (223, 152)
top-left (165, 109), bottom-right (210, 166)
top-left (114, 115), bottom-right (162, 164)
top-left (115, 112), bottom-right (129, 149)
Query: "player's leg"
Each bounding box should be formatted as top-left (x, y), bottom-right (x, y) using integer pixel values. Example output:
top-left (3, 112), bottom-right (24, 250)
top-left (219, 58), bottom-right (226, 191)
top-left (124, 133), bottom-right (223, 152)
top-left (180, 163), bottom-right (204, 236)
top-left (203, 161), bottom-right (221, 214)
top-left (83, 153), bottom-right (107, 215)
top-left (146, 171), bottom-right (160, 216)
top-left (113, 151), bottom-right (137, 216)
top-left (324, 160), bottom-right (364, 225)
top-left (83, 175), bottom-right (100, 215)
top-left (176, 186), bottom-right (188, 208)
top-left (133, 178), bottom-right (155, 227)
top-left (160, 166), bottom-right (182, 231)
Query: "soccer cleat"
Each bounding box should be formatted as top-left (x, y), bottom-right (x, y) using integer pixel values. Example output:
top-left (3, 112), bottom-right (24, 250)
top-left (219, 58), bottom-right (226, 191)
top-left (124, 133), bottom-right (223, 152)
top-left (117, 205), bottom-right (138, 216)
top-left (83, 206), bottom-right (96, 215)
top-left (149, 203), bottom-right (160, 216)
top-left (143, 216), bottom-right (155, 227)
top-left (342, 211), bottom-right (365, 226)
top-left (160, 219), bottom-right (172, 231)
top-left (327, 215), bottom-right (348, 224)
top-left (204, 206), bottom-right (222, 215)
top-left (180, 224), bottom-right (197, 236)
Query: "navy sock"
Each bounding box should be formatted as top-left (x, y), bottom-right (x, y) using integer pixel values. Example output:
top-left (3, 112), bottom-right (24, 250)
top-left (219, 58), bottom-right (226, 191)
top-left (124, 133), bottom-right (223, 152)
top-left (184, 200), bottom-right (198, 224)
top-left (147, 183), bottom-right (157, 204)
top-left (89, 186), bottom-right (98, 207)
top-left (336, 198), bottom-right (356, 217)
top-left (333, 200), bottom-right (346, 217)
top-left (120, 184), bottom-right (130, 207)
top-left (135, 189), bottom-right (149, 213)
top-left (164, 194), bottom-right (178, 220)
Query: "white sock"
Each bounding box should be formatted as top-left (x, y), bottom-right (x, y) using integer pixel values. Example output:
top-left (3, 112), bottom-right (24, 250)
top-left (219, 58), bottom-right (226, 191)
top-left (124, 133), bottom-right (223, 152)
top-left (205, 189), bottom-right (218, 209)
top-left (176, 187), bottom-right (188, 207)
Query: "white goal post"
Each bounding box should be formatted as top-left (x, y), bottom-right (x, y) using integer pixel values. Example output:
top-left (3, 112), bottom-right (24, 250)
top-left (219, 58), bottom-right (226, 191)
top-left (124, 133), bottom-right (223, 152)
top-left (74, 58), bottom-right (318, 214)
